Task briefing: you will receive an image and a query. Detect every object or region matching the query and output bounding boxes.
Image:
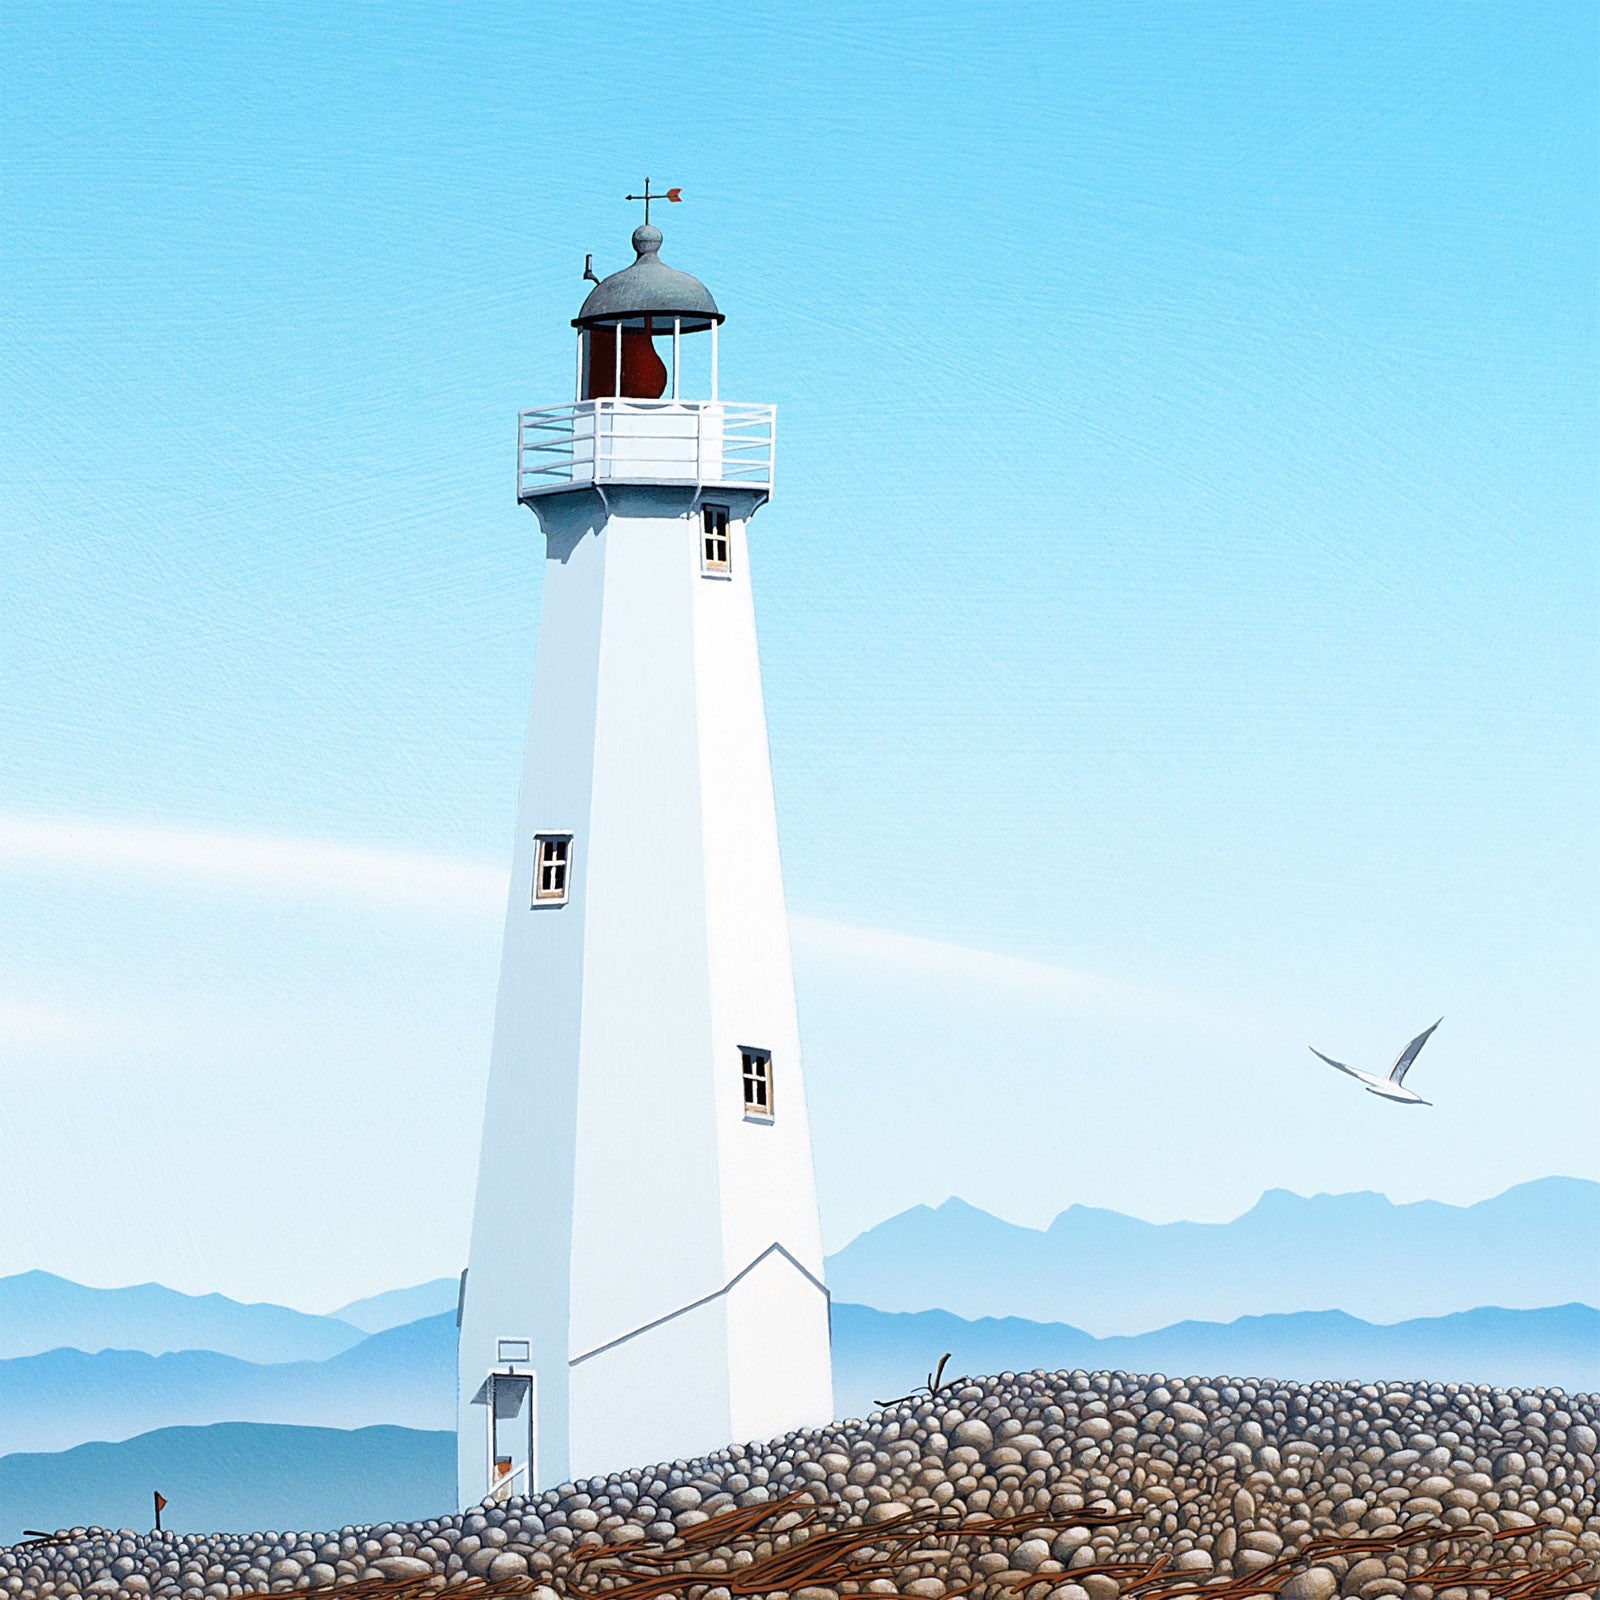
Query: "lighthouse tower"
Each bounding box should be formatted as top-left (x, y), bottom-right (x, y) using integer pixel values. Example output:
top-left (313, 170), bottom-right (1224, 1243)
top-left (456, 213), bottom-right (833, 1502)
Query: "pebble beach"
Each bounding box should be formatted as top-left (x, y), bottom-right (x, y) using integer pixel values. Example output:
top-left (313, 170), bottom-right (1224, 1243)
top-left (5, 1368), bottom-right (1595, 1599)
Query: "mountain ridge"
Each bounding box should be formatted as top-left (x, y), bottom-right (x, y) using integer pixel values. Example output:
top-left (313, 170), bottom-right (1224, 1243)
top-left (830, 1301), bottom-right (1600, 1419)
top-left (0, 1272), bottom-right (364, 1364)
top-left (4, 1300), bottom-right (1595, 1460)
top-left (825, 1176), bottom-right (1600, 1333)
top-left (886, 1176), bottom-right (1593, 1241)
top-left (0, 1316), bottom-right (455, 1456)
top-left (331, 1280), bottom-right (458, 1335)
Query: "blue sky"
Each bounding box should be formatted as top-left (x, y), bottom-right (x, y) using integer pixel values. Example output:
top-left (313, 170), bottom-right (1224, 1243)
top-left (1, 2), bottom-right (1595, 1311)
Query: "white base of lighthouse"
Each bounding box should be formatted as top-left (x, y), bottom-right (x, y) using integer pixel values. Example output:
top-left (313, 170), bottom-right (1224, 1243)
top-left (457, 472), bottom-right (832, 1500)
top-left (566, 1244), bottom-right (831, 1481)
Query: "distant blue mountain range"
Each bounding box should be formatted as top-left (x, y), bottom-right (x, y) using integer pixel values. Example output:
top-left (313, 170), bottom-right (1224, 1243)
top-left (10, 1293), bottom-right (1587, 1544)
top-left (830, 1301), bottom-right (1600, 1420)
top-left (0, 1273), bottom-right (363, 1364)
top-left (4, 1297), bottom-right (1596, 1461)
top-left (0, 1424), bottom-right (452, 1547)
top-left (0, 1316), bottom-right (455, 1457)
top-left (332, 1281), bottom-right (458, 1335)
top-left (9, 1180), bottom-right (1590, 1369)
top-left (824, 1177), bottom-right (1600, 1334)
top-left (4, 1178), bottom-right (1594, 1482)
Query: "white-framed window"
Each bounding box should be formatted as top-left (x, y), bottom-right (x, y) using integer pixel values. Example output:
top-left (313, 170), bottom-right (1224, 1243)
top-left (532, 834), bottom-right (571, 906)
top-left (741, 1047), bottom-right (774, 1120)
top-left (702, 504), bottom-right (731, 574)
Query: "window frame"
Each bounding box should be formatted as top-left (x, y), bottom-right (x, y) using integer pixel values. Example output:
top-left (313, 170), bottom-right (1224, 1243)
top-left (740, 1046), bottom-right (774, 1122)
top-left (701, 503), bottom-right (732, 577)
top-left (531, 833), bottom-right (572, 907)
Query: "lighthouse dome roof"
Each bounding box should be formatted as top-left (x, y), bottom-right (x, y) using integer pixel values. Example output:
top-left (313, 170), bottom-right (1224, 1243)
top-left (575, 225), bottom-right (723, 331)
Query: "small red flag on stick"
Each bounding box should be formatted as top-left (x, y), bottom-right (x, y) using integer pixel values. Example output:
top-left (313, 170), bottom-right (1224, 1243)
top-left (153, 1491), bottom-right (167, 1532)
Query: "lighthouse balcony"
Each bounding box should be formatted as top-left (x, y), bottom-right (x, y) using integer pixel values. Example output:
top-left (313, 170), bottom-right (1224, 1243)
top-left (518, 399), bottom-right (775, 501)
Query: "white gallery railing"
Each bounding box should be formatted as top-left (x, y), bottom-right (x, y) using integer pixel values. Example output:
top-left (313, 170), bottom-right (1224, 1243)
top-left (517, 399), bottom-right (775, 499)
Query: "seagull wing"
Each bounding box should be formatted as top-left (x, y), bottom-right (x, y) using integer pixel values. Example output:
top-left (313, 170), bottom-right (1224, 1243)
top-left (1310, 1046), bottom-right (1365, 1081)
top-left (1388, 1017), bottom-right (1442, 1085)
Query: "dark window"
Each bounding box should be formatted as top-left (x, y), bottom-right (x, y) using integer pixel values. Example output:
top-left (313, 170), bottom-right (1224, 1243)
top-left (533, 834), bottom-right (571, 905)
top-left (741, 1048), bottom-right (773, 1118)
top-left (702, 505), bottom-right (731, 572)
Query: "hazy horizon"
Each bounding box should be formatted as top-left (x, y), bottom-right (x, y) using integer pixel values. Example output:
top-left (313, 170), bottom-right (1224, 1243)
top-left (6, 1172), bottom-right (1591, 1316)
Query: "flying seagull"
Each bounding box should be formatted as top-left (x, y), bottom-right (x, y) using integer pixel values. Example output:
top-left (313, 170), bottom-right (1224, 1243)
top-left (1310, 1018), bottom-right (1443, 1105)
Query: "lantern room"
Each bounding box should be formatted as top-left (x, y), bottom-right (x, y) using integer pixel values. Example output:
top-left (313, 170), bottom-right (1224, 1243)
top-left (573, 224), bottom-right (723, 401)
top-left (516, 221), bottom-right (772, 500)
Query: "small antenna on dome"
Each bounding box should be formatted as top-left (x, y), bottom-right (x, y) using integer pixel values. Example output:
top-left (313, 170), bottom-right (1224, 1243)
top-left (582, 254), bottom-right (599, 284)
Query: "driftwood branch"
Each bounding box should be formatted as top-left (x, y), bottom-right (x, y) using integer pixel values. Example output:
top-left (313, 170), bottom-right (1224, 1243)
top-left (876, 1350), bottom-right (967, 1409)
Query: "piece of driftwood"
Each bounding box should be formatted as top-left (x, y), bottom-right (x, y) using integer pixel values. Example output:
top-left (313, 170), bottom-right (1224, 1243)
top-left (561, 1490), bottom-right (1138, 1600)
top-left (876, 1353), bottom-right (965, 1410)
top-left (307, 1487), bottom-right (1597, 1600)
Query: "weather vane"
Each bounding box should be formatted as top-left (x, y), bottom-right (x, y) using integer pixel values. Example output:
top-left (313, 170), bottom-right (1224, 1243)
top-left (625, 178), bottom-right (682, 226)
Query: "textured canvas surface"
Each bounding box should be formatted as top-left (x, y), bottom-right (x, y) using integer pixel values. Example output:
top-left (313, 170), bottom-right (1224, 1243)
top-left (0, 0), bottom-right (1593, 1569)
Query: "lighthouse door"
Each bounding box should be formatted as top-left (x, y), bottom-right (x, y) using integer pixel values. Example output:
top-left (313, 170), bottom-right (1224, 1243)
top-left (484, 1367), bottom-right (535, 1502)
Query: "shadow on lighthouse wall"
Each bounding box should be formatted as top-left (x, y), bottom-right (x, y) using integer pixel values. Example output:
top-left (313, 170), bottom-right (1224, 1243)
top-left (544, 507), bottom-right (606, 565)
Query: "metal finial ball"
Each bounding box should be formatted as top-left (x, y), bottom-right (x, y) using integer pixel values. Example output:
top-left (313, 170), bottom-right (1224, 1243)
top-left (576, 218), bottom-right (721, 331)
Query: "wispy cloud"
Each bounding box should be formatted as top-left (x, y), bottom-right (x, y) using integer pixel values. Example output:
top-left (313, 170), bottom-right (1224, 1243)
top-left (0, 996), bottom-right (132, 1048)
top-left (789, 914), bottom-right (1144, 1013)
top-left (0, 815), bottom-right (1162, 1020)
top-left (0, 814), bottom-right (504, 913)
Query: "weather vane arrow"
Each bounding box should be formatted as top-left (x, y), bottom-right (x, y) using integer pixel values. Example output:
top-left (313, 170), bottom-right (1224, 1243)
top-left (625, 178), bottom-right (682, 226)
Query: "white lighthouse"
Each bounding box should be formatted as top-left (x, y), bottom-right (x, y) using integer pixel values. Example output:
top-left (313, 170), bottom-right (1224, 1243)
top-left (456, 208), bottom-right (833, 1503)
